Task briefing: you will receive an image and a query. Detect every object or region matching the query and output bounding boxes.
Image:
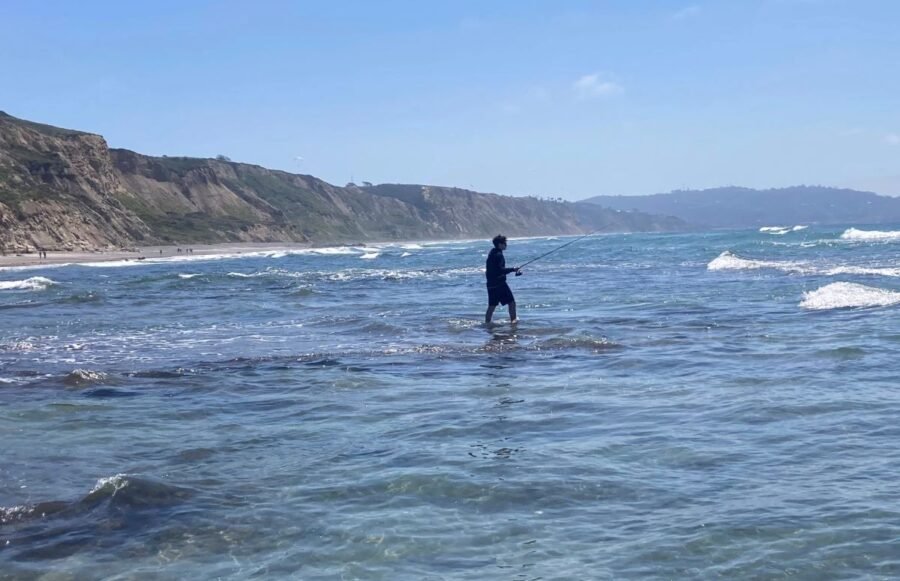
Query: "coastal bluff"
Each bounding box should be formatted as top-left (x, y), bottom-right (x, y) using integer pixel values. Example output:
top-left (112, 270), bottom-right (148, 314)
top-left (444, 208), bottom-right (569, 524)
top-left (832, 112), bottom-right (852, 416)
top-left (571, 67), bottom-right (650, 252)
top-left (0, 112), bottom-right (686, 252)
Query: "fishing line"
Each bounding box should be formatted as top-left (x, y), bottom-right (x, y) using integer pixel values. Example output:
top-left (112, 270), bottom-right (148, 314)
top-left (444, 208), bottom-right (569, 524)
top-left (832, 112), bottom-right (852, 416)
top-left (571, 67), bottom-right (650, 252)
top-left (515, 231), bottom-right (598, 270)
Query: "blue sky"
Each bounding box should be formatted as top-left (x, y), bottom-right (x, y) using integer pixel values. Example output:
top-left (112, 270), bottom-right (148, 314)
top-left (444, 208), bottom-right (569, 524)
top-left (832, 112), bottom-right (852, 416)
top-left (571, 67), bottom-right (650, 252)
top-left (2, 0), bottom-right (898, 198)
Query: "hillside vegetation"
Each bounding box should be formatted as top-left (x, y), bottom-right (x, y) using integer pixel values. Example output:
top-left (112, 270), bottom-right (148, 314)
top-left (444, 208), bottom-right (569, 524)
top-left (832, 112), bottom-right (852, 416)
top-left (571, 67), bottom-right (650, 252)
top-left (1, 111), bottom-right (687, 252)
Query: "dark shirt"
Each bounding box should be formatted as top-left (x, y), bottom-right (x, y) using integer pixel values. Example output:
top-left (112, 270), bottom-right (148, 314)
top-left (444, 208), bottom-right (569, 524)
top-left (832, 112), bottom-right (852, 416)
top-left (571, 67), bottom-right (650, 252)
top-left (485, 247), bottom-right (517, 287)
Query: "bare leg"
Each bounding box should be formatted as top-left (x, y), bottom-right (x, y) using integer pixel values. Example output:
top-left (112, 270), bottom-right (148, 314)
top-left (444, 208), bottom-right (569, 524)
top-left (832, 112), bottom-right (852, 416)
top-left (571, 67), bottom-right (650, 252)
top-left (508, 301), bottom-right (517, 323)
top-left (485, 305), bottom-right (497, 324)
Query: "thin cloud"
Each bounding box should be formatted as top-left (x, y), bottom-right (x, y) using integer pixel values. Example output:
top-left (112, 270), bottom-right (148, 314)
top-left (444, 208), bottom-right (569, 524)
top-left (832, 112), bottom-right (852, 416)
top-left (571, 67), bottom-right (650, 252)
top-left (885, 133), bottom-right (900, 146)
top-left (573, 74), bottom-right (624, 99)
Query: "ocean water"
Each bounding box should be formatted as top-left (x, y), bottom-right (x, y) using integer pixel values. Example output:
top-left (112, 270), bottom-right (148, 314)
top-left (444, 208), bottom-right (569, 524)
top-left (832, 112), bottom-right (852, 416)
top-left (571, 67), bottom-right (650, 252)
top-left (2, 225), bottom-right (900, 580)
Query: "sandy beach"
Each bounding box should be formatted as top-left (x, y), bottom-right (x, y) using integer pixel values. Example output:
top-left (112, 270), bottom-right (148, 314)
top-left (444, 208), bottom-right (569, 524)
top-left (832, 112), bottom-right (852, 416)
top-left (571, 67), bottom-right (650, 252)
top-left (0, 242), bottom-right (315, 270)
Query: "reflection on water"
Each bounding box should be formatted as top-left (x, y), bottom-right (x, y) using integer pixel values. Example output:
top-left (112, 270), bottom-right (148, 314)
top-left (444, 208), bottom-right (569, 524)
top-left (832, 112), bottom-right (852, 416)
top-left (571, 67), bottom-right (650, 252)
top-left (3, 228), bottom-right (900, 578)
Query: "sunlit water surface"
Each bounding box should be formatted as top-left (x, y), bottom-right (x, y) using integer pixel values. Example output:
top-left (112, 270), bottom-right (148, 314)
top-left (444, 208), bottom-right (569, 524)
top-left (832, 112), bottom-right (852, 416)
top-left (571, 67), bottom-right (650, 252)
top-left (2, 226), bottom-right (900, 579)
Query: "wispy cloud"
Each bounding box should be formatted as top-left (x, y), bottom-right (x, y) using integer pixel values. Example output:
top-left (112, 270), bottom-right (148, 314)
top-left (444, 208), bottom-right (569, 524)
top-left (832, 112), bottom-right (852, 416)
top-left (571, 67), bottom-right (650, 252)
top-left (885, 133), bottom-right (900, 146)
top-left (672, 5), bottom-right (701, 20)
top-left (572, 73), bottom-right (624, 100)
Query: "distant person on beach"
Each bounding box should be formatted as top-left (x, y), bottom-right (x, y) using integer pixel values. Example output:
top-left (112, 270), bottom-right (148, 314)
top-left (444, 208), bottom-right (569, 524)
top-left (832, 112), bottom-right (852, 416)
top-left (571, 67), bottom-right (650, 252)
top-left (485, 234), bottom-right (522, 324)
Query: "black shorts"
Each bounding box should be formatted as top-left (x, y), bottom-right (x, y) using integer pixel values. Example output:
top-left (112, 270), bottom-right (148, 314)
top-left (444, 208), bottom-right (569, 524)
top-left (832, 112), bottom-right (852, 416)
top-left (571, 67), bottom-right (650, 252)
top-left (487, 283), bottom-right (515, 307)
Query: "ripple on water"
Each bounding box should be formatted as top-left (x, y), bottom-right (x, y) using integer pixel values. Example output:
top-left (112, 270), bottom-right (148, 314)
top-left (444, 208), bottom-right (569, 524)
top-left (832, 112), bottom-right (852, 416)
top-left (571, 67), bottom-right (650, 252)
top-left (1, 474), bottom-right (195, 561)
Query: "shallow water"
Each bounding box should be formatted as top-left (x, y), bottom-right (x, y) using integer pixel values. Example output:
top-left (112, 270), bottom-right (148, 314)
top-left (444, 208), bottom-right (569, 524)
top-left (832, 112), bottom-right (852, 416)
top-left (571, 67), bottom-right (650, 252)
top-left (2, 226), bottom-right (900, 579)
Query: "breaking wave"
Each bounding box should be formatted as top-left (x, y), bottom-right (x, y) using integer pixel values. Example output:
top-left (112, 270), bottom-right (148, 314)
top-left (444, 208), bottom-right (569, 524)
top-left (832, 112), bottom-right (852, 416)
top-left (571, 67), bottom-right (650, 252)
top-left (823, 265), bottom-right (900, 277)
top-left (800, 282), bottom-right (900, 310)
top-left (0, 276), bottom-right (57, 291)
top-left (760, 225), bottom-right (807, 235)
top-left (709, 251), bottom-right (900, 278)
top-left (707, 251), bottom-right (809, 273)
top-left (63, 369), bottom-right (110, 387)
top-left (840, 228), bottom-right (900, 242)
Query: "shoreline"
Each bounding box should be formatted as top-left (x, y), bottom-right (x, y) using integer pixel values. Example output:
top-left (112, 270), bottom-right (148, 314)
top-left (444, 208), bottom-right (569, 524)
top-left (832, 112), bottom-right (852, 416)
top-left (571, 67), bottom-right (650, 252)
top-left (0, 233), bottom-right (584, 271)
top-left (0, 242), bottom-right (316, 270)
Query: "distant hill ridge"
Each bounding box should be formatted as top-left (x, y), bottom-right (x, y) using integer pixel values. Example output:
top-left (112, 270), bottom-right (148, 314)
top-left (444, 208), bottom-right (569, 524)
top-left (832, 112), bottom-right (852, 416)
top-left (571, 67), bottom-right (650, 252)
top-left (582, 186), bottom-right (900, 229)
top-left (0, 111), bottom-right (686, 252)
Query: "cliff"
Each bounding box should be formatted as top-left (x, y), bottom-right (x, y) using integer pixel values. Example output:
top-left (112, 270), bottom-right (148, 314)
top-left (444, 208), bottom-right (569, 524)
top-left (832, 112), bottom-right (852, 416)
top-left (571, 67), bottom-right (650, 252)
top-left (0, 112), bottom-right (687, 252)
top-left (0, 112), bottom-right (151, 251)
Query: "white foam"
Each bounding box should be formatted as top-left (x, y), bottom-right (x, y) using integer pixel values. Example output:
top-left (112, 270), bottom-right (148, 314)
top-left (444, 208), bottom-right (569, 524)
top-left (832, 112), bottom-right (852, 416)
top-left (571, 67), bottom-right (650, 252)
top-left (178, 273), bottom-right (201, 279)
top-left (0, 262), bottom-right (75, 273)
top-left (0, 276), bottom-right (57, 291)
top-left (709, 251), bottom-right (900, 278)
top-left (78, 259), bottom-right (148, 268)
top-left (307, 247), bottom-right (359, 255)
top-left (1, 341), bottom-right (35, 351)
top-left (89, 474), bottom-right (131, 495)
top-left (840, 228), bottom-right (900, 242)
top-left (760, 225), bottom-right (807, 235)
top-left (0, 247), bottom-right (364, 274)
top-left (800, 282), bottom-right (900, 310)
top-left (324, 265), bottom-right (481, 282)
top-left (400, 252), bottom-right (412, 258)
top-left (707, 251), bottom-right (810, 273)
top-left (360, 252), bottom-right (379, 260)
top-left (823, 265), bottom-right (900, 277)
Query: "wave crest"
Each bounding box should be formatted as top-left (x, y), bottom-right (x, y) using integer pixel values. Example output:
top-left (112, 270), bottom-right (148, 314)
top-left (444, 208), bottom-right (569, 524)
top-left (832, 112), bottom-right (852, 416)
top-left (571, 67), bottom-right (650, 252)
top-left (1, 474), bottom-right (192, 526)
top-left (64, 369), bottom-right (109, 386)
top-left (707, 251), bottom-right (808, 273)
top-left (759, 225), bottom-right (807, 235)
top-left (0, 276), bottom-right (57, 291)
top-left (800, 282), bottom-right (900, 310)
top-left (83, 474), bottom-right (191, 508)
top-left (840, 228), bottom-right (900, 242)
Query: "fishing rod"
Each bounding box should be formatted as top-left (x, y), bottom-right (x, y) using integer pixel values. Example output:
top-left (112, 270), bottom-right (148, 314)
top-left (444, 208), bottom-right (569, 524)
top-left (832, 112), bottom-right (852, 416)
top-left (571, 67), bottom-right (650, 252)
top-left (515, 231), bottom-right (598, 270)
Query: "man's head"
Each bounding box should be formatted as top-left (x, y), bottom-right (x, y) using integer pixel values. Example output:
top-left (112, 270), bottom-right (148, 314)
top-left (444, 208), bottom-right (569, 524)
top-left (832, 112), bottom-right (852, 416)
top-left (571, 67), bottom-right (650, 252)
top-left (492, 234), bottom-right (508, 249)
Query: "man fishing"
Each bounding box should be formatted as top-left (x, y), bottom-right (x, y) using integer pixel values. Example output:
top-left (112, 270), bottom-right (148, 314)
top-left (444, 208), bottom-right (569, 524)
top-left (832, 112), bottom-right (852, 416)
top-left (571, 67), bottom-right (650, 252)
top-left (485, 234), bottom-right (522, 324)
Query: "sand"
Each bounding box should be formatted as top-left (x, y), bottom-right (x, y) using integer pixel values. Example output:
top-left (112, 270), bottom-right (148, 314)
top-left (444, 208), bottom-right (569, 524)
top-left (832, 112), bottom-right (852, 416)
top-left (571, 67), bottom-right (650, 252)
top-left (0, 243), bottom-right (314, 270)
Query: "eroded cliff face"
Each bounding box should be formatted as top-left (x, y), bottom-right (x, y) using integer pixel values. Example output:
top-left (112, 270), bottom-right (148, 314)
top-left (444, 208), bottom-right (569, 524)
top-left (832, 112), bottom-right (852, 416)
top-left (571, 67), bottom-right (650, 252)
top-left (0, 112), bottom-right (687, 252)
top-left (0, 113), bottom-right (151, 251)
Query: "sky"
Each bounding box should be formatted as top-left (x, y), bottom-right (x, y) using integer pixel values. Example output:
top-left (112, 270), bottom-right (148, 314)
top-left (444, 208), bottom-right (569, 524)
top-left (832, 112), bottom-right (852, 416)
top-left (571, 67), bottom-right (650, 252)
top-left (2, 0), bottom-right (898, 199)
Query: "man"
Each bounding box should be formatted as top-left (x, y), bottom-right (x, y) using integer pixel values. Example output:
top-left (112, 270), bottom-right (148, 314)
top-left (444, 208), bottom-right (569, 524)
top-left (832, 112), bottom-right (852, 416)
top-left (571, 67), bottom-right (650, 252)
top-left (485, 234), bottom-right (522, 324)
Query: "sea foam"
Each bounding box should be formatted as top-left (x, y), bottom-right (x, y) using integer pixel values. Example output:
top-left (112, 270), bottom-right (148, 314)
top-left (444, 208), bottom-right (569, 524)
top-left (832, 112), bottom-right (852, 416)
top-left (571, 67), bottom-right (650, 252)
top-left (840, 228), bottom-right (900, 242)
top-left (823, 265), bottom-right (900, 277)
top-left (0, 276), bottom-right (57, 291)
top-left (707, 251), bottom-right (809, 273)
top-left (800, 282), bottom-right (900, 310)
top-left (760, 225), bottom-right (807, 235)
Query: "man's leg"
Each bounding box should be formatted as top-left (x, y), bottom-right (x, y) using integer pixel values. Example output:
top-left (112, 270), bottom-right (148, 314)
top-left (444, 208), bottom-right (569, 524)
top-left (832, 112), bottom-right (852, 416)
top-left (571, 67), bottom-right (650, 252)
top-left (508, 301), bottom-right (517, 323)
top-left (485, 304), bottom-right (497, 324)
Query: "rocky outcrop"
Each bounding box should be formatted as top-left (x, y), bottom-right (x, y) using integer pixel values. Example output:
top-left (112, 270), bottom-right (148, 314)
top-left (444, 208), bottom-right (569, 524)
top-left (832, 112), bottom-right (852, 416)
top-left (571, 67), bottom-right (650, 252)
top-left (0, 111), bottom-right (688, 252)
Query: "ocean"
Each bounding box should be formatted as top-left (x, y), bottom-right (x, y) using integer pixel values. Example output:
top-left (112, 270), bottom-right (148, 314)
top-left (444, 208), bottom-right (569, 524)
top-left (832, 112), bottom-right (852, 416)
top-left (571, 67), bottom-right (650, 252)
top-left (2, 225), bottom-right (900, 579)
